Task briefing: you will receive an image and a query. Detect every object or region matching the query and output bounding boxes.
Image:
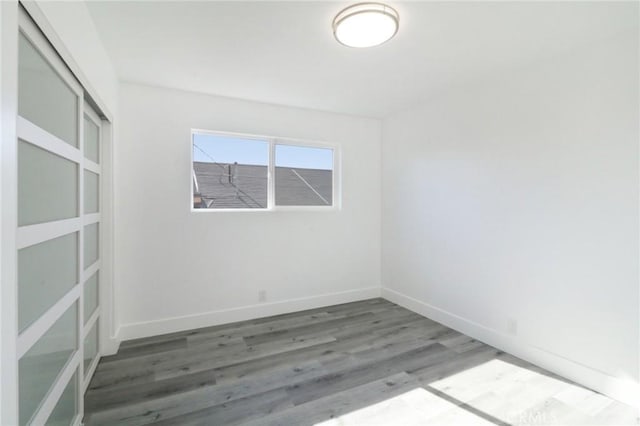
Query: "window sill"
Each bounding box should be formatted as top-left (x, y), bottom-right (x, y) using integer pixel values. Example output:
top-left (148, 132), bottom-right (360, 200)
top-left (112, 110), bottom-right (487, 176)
top-left (190, 205), bottom-right (340, 213)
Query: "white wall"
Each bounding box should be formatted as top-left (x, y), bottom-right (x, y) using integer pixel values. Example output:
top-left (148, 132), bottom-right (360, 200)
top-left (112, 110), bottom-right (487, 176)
top-left (381, 31), bottom-right (639, 406)
top-left (116, 83), bottom-right (381, 339)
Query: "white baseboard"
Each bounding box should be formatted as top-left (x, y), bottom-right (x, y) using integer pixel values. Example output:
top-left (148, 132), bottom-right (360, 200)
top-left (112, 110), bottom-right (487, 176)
top-left (381, 287), bottom-right (640, 409)
top-left (118, 287), bottom-right (381, 342)
top-left (101, 336), bottom-right (121, 356)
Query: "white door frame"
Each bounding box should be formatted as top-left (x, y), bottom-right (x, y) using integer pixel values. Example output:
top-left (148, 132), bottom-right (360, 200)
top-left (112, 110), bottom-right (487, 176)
top-left (0, 1), bottom-right (20, 424)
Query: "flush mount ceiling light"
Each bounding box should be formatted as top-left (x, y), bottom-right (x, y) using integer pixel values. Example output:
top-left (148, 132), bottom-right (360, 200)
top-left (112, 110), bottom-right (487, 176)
top-left (333, 3), bottom-right (399, 48)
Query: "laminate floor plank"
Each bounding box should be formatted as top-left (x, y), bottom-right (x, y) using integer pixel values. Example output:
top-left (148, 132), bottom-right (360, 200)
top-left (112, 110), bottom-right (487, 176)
top-left (155, 334), bottom-right (337, 381)
top-left (241, 372), bottom-right (422, 426)
top-left (287, 343), bottom-right (453, 406)
top-left (94, 336), bottom-right (247, 376)
top-left (213, 319), bottom-right (445, 385)
top-left (118, 298), bottom-right (389, 350)
top-left (87, 360), bottom-right (327, 425)
top-left (89, 337), bottom-right (248, 390)
top-left (101, 338), bottom-right (189, 363)
top-left (243, 307), bottom-right (417, 346)
top-left (151, 388), bottom-right (294, 426)
top-left (85, 298), bottom-right (638, 426)
top-left (86, 366), bottom-right (218, 412)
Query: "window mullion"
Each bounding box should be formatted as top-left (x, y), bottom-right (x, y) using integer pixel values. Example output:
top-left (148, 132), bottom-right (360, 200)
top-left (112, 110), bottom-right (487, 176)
top-left (269, 139), bottom-right (276, 210)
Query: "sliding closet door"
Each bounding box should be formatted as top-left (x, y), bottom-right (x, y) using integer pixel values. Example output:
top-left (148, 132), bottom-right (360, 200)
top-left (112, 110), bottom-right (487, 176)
top-left (82, 103), bottom-right (102, 389)
top-left (16, 10), bottom-right (99, 425)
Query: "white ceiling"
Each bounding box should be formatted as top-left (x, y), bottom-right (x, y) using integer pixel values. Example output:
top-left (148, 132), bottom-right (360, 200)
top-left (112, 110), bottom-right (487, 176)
top-left (86, 1), bottom-right (637, 118)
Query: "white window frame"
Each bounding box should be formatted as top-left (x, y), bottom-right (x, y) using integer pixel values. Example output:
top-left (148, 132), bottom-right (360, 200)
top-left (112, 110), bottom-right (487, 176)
top-left (191, 129), bottom-right (341, 212)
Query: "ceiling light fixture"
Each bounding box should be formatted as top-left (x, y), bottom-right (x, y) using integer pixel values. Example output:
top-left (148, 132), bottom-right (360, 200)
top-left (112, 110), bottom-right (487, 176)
top-left (332, 3), bottom-right (399, 48)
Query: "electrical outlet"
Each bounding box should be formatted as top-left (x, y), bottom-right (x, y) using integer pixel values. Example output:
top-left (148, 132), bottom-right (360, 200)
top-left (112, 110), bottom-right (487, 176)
top-left (258, 290), bottom-right (267, 303)
top-left (507, 318), bottom-right (518, 336)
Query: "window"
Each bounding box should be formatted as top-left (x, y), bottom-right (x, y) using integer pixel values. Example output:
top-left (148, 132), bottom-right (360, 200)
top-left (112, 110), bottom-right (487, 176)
top-left (192, 133), bottom-right (269, 209)
top-left (275, 144), bottom-right (333, 206)
top-left (192, 131), bottom-right (337, 210)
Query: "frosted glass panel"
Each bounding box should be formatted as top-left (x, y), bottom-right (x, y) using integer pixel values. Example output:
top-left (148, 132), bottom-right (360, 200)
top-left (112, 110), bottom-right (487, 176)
top-left (18, 232), bottom-right (78, 332)
top-left (18, 33), bottom-right (78, 147)
top-left (84, 272), bottom-right (99, 324)
top-left (19, 303), bottom-right (77, 426)
top-left (18, 140), bottom-right (78, 226)
top-left (84, 323), bottom-right (98, 376)
top-left (84, 170), bottom-right (99, 214)
top-left (84, 116), bottom-right (100, 164)
top-left (84, 223), bottom-right (99, 269)
top-left (46, 371), bottom-right (77, 426)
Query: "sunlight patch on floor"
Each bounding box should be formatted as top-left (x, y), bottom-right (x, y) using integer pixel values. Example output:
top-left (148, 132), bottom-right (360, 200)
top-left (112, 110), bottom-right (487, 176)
top-left (315, 387), bottom-right (494, 426)
top-left (316, 358), bottom-right (637, 426)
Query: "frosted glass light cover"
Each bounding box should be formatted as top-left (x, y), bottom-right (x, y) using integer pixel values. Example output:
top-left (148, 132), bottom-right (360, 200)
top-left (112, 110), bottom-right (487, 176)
top-left (19, 303), bottom-right (77, 425)
top-left (333, 3), bottom-right (399, 48)
top-left (84, 223), bottom-right (99, 269)
top-left (18, 140), bottom-right (78, 226)
top-left (84, 170), bottom-right (99, 214)
top-left (18, 232), bottom-right (78, 332)
top-left (18, 33), bottom-right (78, 146)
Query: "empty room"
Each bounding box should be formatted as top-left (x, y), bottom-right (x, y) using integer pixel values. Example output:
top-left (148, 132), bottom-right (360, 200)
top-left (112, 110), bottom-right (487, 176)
top-left (0, 0), bottom-right (638, 425)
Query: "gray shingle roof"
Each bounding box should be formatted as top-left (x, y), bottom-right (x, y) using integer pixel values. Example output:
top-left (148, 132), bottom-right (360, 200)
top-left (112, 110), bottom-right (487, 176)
top-left (193, 162), bottom-right (332, 209)
top-left (275, 167), bottom-right (332, 206)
